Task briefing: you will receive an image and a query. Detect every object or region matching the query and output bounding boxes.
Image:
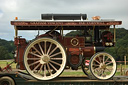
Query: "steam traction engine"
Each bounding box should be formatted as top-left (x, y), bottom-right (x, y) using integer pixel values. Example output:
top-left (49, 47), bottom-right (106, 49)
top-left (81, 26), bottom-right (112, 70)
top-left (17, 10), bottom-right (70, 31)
top-left (11, 14), bottom-right (122, 80)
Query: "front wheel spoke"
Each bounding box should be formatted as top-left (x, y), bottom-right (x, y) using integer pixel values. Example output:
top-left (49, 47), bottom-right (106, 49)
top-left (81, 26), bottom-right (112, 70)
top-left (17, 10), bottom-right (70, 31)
top-left (49, 63), bottom-right (57, 72)
top-left (47, 63), bottom-right (52, 75)
top-left (29, 52), bottom-right (41, 58)
top-left (104, 57), bottom-right (109, 64)
top-left (38, 43), bottom-right (44, 55)
top-left (105, 68), bottom-right (112, 72)
top-left (50, 60), bottom-right (61, 66)
top-left (93, 64), bottom-right (99, 67)
top-left (103, 55), bottom-right (105, 63)
top-left (51, 58), bottom-right (62, 60)
top-left (98, 56), bottom-right (102, 63)
top-left (101, 69), bottom-right (105, 76)
top-left (50, 52), bottom-right (61, 58)
top-left (29, 61), bottom-right (39, 66)
top-left (98, 69), bottom-right (102, 76)
top-left (94, 59), bottom-right (100, 65)
top-left (95, 68), bottom-right (101, 75)
top-left (49, 46), bottom-right (58, 56)
top-left (32, 46), bottom-right (42, 56)
top-left (106, 61), bottom-right (113, 66)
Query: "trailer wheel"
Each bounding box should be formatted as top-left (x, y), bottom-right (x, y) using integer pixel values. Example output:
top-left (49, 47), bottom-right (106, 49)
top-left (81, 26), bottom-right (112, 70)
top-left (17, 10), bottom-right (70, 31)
top-left (24, 37), bottom-right (66, 80)
top-left (89, 52), bottom-right (116, 80)
top-left (0, 76), bottom-right (15, 85)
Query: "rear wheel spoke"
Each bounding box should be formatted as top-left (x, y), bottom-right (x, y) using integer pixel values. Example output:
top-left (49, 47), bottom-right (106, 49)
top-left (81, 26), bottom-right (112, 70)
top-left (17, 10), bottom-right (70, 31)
top-left (27, 58), bottom-right (40, 60)
top-left (47, 43), bottom-right (52, 55)
top-left (38, 43), bottom-right (44, 55)
top-left (29, 52), bottom-right (41, 58)
top-left (50, 52), bottom-right (61, 58)
top-left (44, 41), bottom-right (47, 54)
top-left (49, 46), bottom-right (58, 56)
top-left (50, 60), bottom-right (61, 66)
top-left (32, 46), bottom-right (42, 56)
top-left (33, 63), bottom-right (40, 71)
top-left (44, 64), bottom-right (46, 77)
top-left (51, 58), bottom-right (62, 60)
top-left (47, 63), bottom-right (52, 75)
top-left (29, 61), bottom-right (39, 66)
top-left (39, 64), bottom-right (43, 73)
top-left (49, 63), bottom-right (57, 71)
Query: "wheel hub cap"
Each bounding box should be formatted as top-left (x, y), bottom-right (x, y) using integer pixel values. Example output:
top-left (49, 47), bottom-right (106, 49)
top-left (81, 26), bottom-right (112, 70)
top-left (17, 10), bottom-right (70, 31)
top-left (100, 63), bottom-right (106, 69)
top-left (41, 55), bottom-right (50, 64)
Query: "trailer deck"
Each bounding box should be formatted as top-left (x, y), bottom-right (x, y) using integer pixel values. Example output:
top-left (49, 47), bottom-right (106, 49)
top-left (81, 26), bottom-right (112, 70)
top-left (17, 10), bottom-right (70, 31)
top-left (0, 71), bottom-right (128, 85)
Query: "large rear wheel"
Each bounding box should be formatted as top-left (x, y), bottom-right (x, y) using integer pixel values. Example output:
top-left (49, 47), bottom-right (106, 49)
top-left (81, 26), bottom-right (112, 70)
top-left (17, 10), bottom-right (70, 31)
top-left (24, 37), bottom-right (66, 80)
top-left (89, 52), bottom-right (116, 80)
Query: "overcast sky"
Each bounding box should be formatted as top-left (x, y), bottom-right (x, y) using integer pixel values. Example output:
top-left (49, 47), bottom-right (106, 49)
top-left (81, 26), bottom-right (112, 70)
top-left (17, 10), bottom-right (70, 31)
top-left (0, 0), bottom-right (128, 40)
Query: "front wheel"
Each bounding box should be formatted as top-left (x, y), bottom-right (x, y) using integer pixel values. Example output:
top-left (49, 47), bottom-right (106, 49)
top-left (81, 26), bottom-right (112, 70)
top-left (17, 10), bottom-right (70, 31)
top-left (24, 37), bottom-right (67, 80)
top-left (89, 52), bottom-right (116, 80)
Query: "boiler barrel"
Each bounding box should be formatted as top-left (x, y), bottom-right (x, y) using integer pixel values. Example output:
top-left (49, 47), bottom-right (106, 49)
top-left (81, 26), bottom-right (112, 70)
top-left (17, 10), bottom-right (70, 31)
top-left (83, 46), bottom-right (105, 57)
top-left (41, 14), bottom-right (87, 20)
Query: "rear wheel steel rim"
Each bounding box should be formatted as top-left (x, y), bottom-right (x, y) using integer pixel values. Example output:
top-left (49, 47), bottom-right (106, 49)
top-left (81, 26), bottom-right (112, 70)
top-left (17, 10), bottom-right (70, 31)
top-left (24, 38), bottom-right (66, 80)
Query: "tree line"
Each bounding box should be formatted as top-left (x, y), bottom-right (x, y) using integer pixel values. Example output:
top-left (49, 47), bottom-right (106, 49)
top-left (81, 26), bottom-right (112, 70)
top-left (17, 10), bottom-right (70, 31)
top-left (0, 39), bottom-right (15, 60)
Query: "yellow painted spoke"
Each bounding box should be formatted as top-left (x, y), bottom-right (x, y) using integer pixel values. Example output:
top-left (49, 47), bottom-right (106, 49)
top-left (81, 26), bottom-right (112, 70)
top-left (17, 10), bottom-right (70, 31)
top-left (38, 43), bottom-right (44, 55)
top-left (50, 60), bottom-right (61, 66)
top-left (33, 63), bottom-right (40, 71)
top-left (47, 63), bottom-right (52, 75)
top-left (44, 41), bottom-right (47, 54)
top-left (50, 58), bottom-right (62, 60)
top-left (49, 63), bottom-right (57, 71)
top-left (44, 64), bottom-right (46, 77)
top-left (94, 59), bottom-right (100, 65)
top-left (49, 46), bottom-right (58, 56)
top-left (106, 61), bottom-right (113, 66)
top-left (27, 58), bottom-right (40, 60)
top-left (47, 43), bottom-right (52, 55)
top-left (104, 57), bottom-right (110, 64)
top-left (29, 52), bottom-right (41, 58)
top-left (39, 64), bottom-right (43, 73)
top-left (103, 55), bottom-right (105, 63)
top-left (32, 46), bottom-right (42, 56)
top-left (50, 52), bottom-right (61, 58)
top-left (98, 56), bottom-right (102, 63)
top-left (29, 61), bottom-right (39, 66)
top-left (93, 64), bottom-right (100, 67)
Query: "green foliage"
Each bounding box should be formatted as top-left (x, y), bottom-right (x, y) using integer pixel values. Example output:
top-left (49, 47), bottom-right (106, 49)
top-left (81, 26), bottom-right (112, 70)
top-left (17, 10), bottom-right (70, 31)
top-left (0, 39), bottom-right (15, 60)
top-left (65, 30), bottom-right (84, 37)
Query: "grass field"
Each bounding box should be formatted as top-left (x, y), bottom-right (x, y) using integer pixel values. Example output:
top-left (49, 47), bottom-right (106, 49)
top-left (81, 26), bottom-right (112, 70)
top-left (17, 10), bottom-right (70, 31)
top-left (0, 61), bottom-right (127, 76)
top-left (0, 61), bottom-right (16, 68)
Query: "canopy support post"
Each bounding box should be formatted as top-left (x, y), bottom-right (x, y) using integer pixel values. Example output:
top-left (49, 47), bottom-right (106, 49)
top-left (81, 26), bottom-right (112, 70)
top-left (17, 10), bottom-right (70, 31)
top-left (114, 25), bottom-right (116, 42)
top-left (14, 26), bottom-right (18, 38)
